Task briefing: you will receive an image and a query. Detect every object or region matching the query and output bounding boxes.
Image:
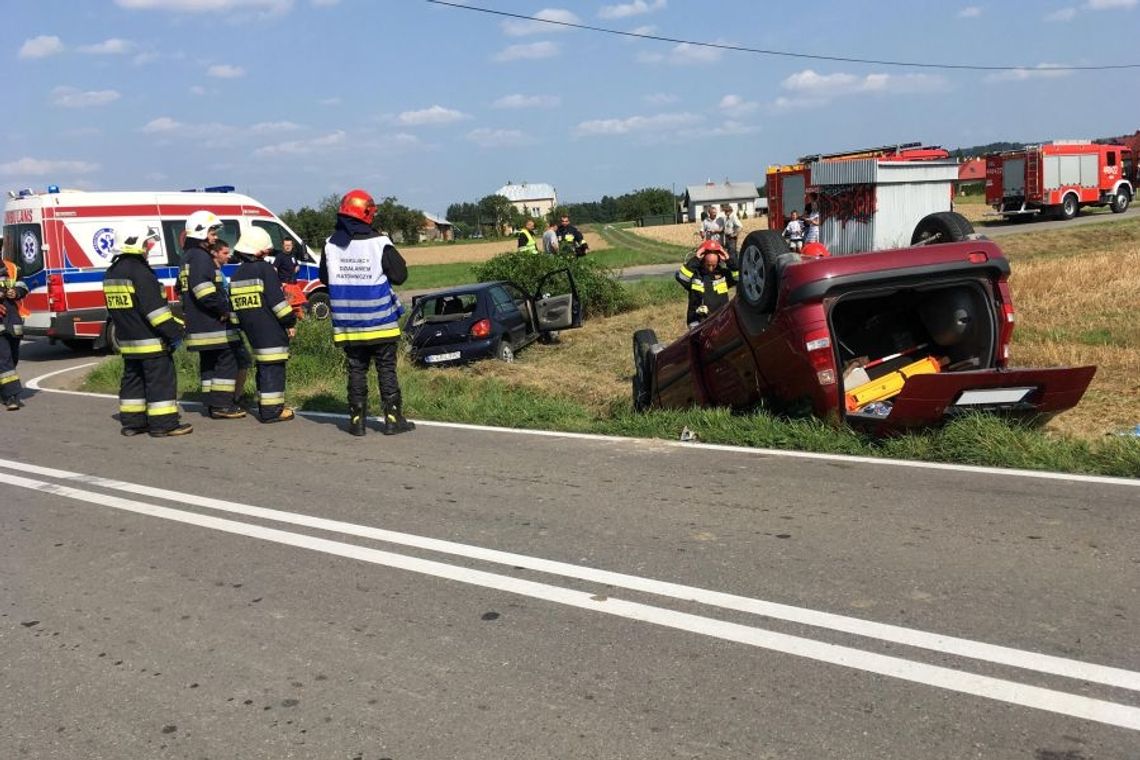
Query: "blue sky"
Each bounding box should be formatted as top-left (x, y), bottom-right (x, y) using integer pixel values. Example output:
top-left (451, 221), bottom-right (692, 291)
top-left (6, 0), bottom-right (1138, 217)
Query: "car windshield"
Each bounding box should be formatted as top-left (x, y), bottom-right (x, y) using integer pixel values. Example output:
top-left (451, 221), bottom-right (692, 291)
top-left (412, 293), bottom-right (479, 325)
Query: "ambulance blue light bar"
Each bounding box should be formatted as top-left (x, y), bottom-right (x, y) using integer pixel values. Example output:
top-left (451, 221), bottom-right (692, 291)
top-left (180, 185), bottom-right (236, 193)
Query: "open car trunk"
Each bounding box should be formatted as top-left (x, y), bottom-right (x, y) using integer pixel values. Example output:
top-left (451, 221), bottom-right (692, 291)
top-left (828, 278), bottom-right (1095, 429)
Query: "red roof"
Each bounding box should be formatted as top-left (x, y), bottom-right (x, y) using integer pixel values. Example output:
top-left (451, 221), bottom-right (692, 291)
top-left (958, 158), bottom-right (986, 181)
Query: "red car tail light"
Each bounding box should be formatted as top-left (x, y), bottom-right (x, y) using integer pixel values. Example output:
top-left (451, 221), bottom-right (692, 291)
top-left (470, 318), bottom-right (492, 339)
top-left (997, 301), bottom-right (1015, 365)
top-left (804, 328), bottom-right (837, 386)
top-left (967, 251), bottom-right (988, 264)
top-left (48, 274), bottom-right (65, 313)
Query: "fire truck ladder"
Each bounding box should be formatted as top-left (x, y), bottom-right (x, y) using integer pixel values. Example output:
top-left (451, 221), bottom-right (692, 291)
top-left (1025, 149), bottom-right (1041, 200)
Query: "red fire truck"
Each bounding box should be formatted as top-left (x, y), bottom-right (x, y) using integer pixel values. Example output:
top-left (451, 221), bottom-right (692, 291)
top-left (984, 140), bottom-right (1134, 221)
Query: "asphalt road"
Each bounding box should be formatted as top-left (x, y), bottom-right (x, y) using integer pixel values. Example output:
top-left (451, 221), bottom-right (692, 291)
top-left (1, 344), bottom-right (1138, 759)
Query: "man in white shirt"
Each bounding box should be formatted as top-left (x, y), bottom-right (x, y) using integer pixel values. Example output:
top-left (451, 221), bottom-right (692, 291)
top-left (720, 203), bottom-right (743, 257)
top-left (700, 205), bottom-right (723, 243)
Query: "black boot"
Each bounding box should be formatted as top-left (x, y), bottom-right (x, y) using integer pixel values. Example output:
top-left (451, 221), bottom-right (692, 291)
top-left (348, 403), bottom-right (367, 437)
top-left (381, 403), bottom-right (415, 435)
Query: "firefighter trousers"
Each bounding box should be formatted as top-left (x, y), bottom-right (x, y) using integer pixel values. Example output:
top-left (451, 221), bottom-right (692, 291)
top-left (119, 355), bottom-right (180, 432)
top-left (345, 342), bottom-right (400, 409)
top-left (255, 361), bottom-right (287, 421)
top-left (0, 334), bottom-right (21, 402)
top-left (198, 346), bottom-right (239, 410)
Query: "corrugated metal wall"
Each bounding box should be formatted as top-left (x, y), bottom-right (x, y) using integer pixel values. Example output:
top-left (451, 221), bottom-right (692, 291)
top-left (810, 159), bottom-right (879, 185)
top-left (821, 217), bottom-right (874, 255)
top-left (874, 182), bottom-right (953, 250)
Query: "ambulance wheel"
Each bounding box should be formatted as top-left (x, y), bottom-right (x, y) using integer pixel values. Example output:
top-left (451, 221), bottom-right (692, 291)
top-left (307, 292), bottom-right (331, 321)
top-left (632, 328), bottom-right (658, 412)
top-left (1058, 193), bottom-right (1079, 220)
top-left (911, 212), bottom-right (974, 246)
top-left (1110, 188), bottom-right (1130, 214)
top-left (738, 230), bottom-right (787, 313)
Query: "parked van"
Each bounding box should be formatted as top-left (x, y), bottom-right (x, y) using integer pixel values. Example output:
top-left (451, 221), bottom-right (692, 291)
top-left (1, 186), bottom-right (330, 350)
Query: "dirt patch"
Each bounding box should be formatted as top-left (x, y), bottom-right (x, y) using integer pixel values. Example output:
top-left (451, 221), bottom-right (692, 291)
top-left (402, 232), bottom-right (608, 266)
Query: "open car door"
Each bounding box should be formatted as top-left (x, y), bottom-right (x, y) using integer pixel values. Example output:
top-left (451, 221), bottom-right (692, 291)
top-left (533, 268), bottom-right (582, 332)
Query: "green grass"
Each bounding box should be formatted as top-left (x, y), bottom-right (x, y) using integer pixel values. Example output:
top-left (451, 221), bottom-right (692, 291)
top-left (82, 279), bottom-right (1139, 479)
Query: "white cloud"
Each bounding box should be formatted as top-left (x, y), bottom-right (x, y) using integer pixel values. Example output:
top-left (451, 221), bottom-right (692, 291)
top-left (719, 94), bottom-right (759, 113)
top-left (254, 130), bottom-right (346, 157)
top-left (139, 116), bottom-right (234, 140)
top-left (629, 24), bottom-right (657, 35)
top-left (467, 128), bottom-right (534, 148)
top-left (502, 8), bottom-right (579, 36)
top-left (0, 157), bottom-right (99, 176)
top-left (207, 64), bottom-right (245, 78)
top-left (1085, 0), bottom-right (1136, 8)
top-left (19, 35), bottom-right (65, 59)
top-left (984, 63), bottom-right (1072, 82)
top-left (189, 85), bottom-right (209, 96)
top-left (575, 111), bottom-right (702, 136)
top-left (599, 0), bottom-right (666, 19)
top-left (115, 0), bottom-right (293, 12)
top-left (51, 86), bottom-right (122, 108)
top-left (638, 40), bottom-right (729, 65)
top-left (311, 0), bottom-right (338, 5)
top-left (643, 92), bottom-right (678, 105)
top-left (396, 105), bottom-right (469, 126)
top-left (781, 68), bottom-right (948, 99)
top-left (492, 93), bottom-right (561, 109)
top-left (78, 38), bottom-right (134, 54)
top-left (493, 41), bottom-right (560, 61)
top-left (142, 116), bottom-right (182, 134)
top-left (250, 121), bottom-right (303, 133)
top-left (1045, 6), bottom-right (1078, 19)
top-left (957, 5), bottom-right (982, 17)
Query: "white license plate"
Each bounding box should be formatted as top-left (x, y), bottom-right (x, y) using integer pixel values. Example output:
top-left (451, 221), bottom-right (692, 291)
top-left (424, 351), bottom-right (461, 364)
top-left (955, 387), bottom-right (1034, 406)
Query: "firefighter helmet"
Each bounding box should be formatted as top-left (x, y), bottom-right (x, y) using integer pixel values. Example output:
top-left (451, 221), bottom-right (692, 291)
top-left (801, 242), bottom-right (831, 258)
top-left (116, 222), bottom-right (159, 255)
top-left (338, 189), bottom-right (377, 224)
top-left (185, 210), bottom-right (222, 240)
top-left (234, 227), bottom-right (273, 256)
top-left (696, 239), bottom-right (726, 258)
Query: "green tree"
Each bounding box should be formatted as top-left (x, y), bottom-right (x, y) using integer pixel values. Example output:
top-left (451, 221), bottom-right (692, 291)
top-left (477, 193), bottom-right (515, 237)
top-left (375, 196), bottom-right (425, 244)
top-left (279, 193), bottom-right (339, 247)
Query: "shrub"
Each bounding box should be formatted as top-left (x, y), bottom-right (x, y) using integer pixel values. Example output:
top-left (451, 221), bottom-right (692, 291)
top-left (471, 251), bottom-right (633, 319)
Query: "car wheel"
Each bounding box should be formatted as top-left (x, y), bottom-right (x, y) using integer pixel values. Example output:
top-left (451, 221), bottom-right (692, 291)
top-left (632, 328), bottom-right (658, 412)
top-left (910, 212), bottom-right (975, 246)
top-left (1110, 188), bottom-right (1131, 214)
top-left (307, 291), bottom-right (331, 320)
top-left (1058, 193), bottom-right (1079, 220)
top-left (495, 339), bottom-right (515, 363)
top-left (737, 230), bottom-right (787, 313)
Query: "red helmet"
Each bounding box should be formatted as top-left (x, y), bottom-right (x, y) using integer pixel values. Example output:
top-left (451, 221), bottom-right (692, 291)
top-left (339, 189), bottom-right (377, 224)
top-left (801, 242), bottom-right (831, 258)
top-left (696, 239), bottom-right (726, 258)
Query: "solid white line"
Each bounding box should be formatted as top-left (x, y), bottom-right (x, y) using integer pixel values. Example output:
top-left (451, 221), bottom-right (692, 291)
top-left (22, 364), bottom-right (1140, 489)
top-left (6, 471), bottom-right (1140, 732)
top-left (24, 362), bottom-right (98, 391)
top-left (1, 455), bottom-right (1136, 694)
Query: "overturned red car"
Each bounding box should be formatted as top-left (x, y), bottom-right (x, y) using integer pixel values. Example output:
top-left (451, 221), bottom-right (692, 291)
top-left (632, 220), bottom-right (1095, 432)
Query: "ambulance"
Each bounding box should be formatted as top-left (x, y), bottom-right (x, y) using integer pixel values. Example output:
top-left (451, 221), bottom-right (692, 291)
top-left (1, 185), bottom-right (330, 350)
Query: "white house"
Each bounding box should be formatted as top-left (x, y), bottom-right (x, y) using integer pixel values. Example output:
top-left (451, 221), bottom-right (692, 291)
top-left (682, 180), bottom-right (761, 222)
top-left (496, 181), bottom-right (558, 218)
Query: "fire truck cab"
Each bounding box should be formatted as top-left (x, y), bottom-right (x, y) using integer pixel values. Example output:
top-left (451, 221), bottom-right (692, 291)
top-left (984, 140), bottom-right (1133, 221)
top-left (1, 186), bottom-right (329, 350)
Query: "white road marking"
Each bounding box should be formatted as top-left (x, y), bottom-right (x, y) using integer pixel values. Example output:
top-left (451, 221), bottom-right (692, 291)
top-left (22, 363), bottom-right (1140, 490)
top-left (5, 471), bottom-right (1140, 732)
top-left (1, 456), bottom-right (1137, 695)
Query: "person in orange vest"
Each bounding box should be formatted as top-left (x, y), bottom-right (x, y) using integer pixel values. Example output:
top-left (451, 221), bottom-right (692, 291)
top-left (0, 256), bottom-right (30, 410)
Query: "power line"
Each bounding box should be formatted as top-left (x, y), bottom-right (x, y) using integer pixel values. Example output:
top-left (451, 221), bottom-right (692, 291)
top-left (425, 0), bottom-right (1140, 72)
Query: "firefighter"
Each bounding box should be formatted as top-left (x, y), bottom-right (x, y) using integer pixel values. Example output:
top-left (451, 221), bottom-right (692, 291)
top-left (177, 210), bottom-right (246, 419)
top-left (516, 218), bottom-right (539, 254)
top-left (319, 188), bottom-right (414, 437)
top-left (103, 223), bottom-right (192, 437)
top-left (0, 255), bottom-right (29, 411)
top-left (555, 214), bottom-right (588, 257)
top-left (675, 240), bottom-right (737, 328)
top-left (230, 227), bottom-right (297, 423)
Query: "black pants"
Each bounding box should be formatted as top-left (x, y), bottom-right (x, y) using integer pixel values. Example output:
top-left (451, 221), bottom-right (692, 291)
top-left (345, 342), bottom-right (400, 408)
top-left (119, 355), bottom-right (180, 432)
top-left (0, 333), bottom-right (21, 402)
top-left (255, 361), bottom-right (286, 421)
top-left (197, 345), bottom-right (239, 409)
top-left (725, 236), bottom-right (738, 258)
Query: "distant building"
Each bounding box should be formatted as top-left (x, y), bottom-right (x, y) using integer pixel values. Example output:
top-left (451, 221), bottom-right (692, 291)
top-left (496, 181), bottom-right (558, 218)
top-left (682, 180), bottom-right (761, 222)
top-left (420, 212), bottom-right (454, 243)
top-left (956, 157), bottom-right (986, 195)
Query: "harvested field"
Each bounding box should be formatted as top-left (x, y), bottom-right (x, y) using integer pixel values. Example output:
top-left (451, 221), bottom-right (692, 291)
top-left (401, 231), bottom-right (608, 266)
top-left (628, 216), bottom-right (770, 248)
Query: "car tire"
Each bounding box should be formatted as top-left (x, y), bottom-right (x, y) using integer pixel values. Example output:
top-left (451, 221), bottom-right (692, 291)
top-left (1057, 193), bottom-right (1079, 221)
top-left (307, 291), bottom-right (331, 321)
top-left (632, 328), bottom-right (658, 412)
top-left (910, 211), bottom-right (975, 246)
top-left (1110, 188), bottom-right (1131, 214)
top-left (738, 230), bottom-right (787, 313)
top-left (495, 339), bottom-right (515, 363)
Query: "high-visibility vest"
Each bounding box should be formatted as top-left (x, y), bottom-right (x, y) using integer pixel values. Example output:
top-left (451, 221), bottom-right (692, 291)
top-left (517, 228), bottom-right (538, 254)
top-left (2, 260), bottom-right (30, 319)
top-left (323, 234), bottom-right (404, 345)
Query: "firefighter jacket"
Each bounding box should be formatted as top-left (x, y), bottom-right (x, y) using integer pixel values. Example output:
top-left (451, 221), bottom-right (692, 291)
top-left (319, 229), bottom-right (407, 346)
top-left (177, 240), bottom-right (240, 351)
top-left (103, 253), bottom-right (184, 356)
top-left (516, 228), bottom-right (538, 254)
top-left (230, 257), bottom-right (297, 363)
top-left (1, 260), bottom-right (28, 337)
top-left (676, 256), bottom-right (737, 323)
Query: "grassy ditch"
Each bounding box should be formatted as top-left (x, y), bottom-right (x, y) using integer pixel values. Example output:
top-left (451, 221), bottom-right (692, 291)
top-left (82, 276), bottom-right (1138, 478)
